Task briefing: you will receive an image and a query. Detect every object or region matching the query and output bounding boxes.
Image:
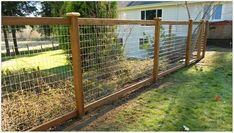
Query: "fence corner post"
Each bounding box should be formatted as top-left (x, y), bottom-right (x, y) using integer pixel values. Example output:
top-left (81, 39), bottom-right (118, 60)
top-left (153, 17), bottom-right (161, 82)
top-left (197, 19), bottom-right (205, 60)
top-left (185, 19), bottom-right (193, 65)
top-left (66, 12), bottom-right (85, 117)
top-left (202, 20), bottom-right (209, 59)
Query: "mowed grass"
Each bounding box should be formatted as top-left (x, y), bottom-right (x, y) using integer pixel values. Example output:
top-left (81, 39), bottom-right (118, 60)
top-left (81, 47), bottom-right (232, 131)
top-left (2, 49), bottom-right (69, 72)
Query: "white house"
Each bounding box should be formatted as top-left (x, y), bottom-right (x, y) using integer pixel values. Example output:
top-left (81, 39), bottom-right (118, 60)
top-left (117, 1), bottom-right (232, 58)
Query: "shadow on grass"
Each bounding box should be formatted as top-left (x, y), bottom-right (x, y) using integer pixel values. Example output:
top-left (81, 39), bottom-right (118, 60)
top-left (54, 48), bottom-right (232, 131)
top-left (53, 80), bottom-right (160, 131)
top-left (206, 45), bottom-right (232, 52)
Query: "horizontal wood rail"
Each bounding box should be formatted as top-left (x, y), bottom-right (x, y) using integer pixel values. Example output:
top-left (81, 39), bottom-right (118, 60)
top-left (77, 18), bottom-right (155, 25)
top-left (30, 77), bottom-right (153, 131)
top-left (2, 16), bottom-right (201, 26)
top-left (158, 64), bottom-right (186, 78)
top-left (30, 111), bottom-right (78, 131)
top-left (84, 77), bottom-right (153, 112)
top-left (2, 16), bottom-right (70, 25)
top-left (78, 18), bottom-right (201, 25)
top-left (30, 61), bottom-right (198, 131)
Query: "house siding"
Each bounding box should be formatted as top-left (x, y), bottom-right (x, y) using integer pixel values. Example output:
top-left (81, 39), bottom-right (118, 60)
top-left (222, 2), bottom-right (233, 20)
top-left (118, 1), bottom-right (232, 58)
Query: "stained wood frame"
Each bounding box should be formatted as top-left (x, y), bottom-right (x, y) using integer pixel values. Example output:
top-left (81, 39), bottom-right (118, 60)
top-left (2, 15), bottom-right (206, 131)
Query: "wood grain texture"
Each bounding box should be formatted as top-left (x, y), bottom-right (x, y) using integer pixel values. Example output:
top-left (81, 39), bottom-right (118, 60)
top-left (2, 16), bottom-right (70, 25)
top-left (153, 18), bottom-right (161, 82)
top-left (67, 13), bottom-right (85, 116)
top-left (185, 19), bottom-right (193, 65)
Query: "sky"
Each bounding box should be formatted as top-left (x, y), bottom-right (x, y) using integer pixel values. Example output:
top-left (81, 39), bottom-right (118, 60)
top-left (28, 2), bottom-right (42, 17)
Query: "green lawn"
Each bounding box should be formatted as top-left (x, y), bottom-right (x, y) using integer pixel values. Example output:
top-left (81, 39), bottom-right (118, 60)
top-left (80, 47), bottom-right (232, 131)
top-left (2, 49), bottom-right (69, 72)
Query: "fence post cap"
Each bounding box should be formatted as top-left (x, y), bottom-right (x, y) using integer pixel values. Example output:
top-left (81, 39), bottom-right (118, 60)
top-left (154, 17), bottom-right (161, 20)
top-left (66, 12), bottom-right (80, 17)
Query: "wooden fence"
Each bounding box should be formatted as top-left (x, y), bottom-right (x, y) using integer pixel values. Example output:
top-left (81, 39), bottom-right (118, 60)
top-left (1, 12), bottom-right (209, 131)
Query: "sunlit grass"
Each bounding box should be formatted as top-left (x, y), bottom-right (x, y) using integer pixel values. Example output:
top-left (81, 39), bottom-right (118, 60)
top-left (2, 49), bottom-right (69, 72)
top-left (82, 47), bottom-right (232, 131)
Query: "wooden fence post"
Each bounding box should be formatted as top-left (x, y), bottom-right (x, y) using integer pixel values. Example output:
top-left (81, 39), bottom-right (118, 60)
top-left (202, 20), bottom-right (209, 59)
top-left (153, 17), bottom-right (161, 82)
top-left (185, 19), bottom-right (193, 65)
top-left (196, 20), bottom-right (205, 60)
top-left (66, 12), bottom-right (85, 117)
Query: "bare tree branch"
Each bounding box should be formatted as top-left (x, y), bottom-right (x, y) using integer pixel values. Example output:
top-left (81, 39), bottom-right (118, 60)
top-left (185, 1), bottom-right (191, 19)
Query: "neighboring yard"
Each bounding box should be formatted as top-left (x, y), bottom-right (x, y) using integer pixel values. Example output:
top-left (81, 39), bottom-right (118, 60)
top-left (2, 49), bottom-right (69, 72)
top-left (60, 46), bottom-right (232, 131)
top-left (1, 48), bottom-right (153, 131)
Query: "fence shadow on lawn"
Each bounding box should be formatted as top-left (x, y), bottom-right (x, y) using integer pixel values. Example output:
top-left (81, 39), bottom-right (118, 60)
top-left (52, 63), bottom-right (197, 131)
top-left (55, 47), bottom-right (232, 131)
top-left (53, 79), bottom-right (160, 131)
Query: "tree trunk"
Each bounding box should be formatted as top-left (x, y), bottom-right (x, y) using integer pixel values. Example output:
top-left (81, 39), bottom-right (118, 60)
top-left (2, 26), bottom-right (10, 56)
top-left (11, 26), bottom-right (19, 55)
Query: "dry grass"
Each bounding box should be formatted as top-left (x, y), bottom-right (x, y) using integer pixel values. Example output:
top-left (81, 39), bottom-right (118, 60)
top-left (1, 80), bottom-right (76, 131)
top-left (1, 48), bottom-right (179, 131)
top-left (1, 57), bottom-right (155, 131)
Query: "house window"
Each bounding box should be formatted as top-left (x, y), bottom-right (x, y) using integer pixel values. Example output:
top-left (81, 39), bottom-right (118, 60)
top-left (157, 9), bottom-right (162, 17)
top-left (141, 9), bottom-right (162, 20)
top-left (139, 38), bottom-right (149, 49)
top-left (212, 5), bottom-right (222, 20)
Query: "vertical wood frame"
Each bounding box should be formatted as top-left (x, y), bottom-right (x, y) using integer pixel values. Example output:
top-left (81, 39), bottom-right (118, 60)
top-left (196, 20), bottom-right (205, 60)
top-left (153, 18), bottom-right (161, 82)
top-left (202, 21), bottom-right (209, 58)
top-left (66, 12), bottom-right (85, 116)
top-left (185, 19), bottom-right (193, 65)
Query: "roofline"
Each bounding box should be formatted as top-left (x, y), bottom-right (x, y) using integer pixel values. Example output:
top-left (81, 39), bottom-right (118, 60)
top-left (118, 1), bottom-right (220, 11)
top-left (118, 1), bottom-right (181, 11)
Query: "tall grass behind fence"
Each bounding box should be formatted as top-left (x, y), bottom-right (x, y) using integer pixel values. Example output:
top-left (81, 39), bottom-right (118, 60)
top-left (1, 25), bottom-right (76, 131)
top-left (1, 15), bottom-right (208, 131)
top-left (80, 24), bottom-right (154, 104)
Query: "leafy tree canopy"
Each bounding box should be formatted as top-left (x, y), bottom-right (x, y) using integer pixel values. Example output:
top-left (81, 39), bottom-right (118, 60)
top-left (2, 1), bottom-right (38, 16)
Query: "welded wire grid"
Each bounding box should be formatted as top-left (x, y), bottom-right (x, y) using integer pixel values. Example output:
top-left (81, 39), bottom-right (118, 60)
top-left (80, 24), bottom-right (154, 104)
top-left (1, 25), bottom-right (76, 131)
top-left (190, 23), bottom-right (201, 60)
top-left (158, 24), bottom-right (188, 73)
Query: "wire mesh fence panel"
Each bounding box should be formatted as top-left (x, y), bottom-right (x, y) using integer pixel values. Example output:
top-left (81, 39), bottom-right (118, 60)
top-left (1, 17), bottom-right (205, 131)
top-left (159, 24), bottom-right (188, 73)
top-left (1, 25), bottom-right (76, 131)
top-left (80, 24), bottom-right (154, 104)
top-left (191, 23), bottom-right (200, 60)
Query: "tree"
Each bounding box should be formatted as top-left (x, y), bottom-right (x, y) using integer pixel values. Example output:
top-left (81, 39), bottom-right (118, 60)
top-left (63, 2), bottom-right (118, 71)
top-left (64, 1), bottom-right (117, 18)
top-left (2, 2), bottom-right (38, 55)
top-left (39, 2), bottom-right (65, 38)
top-left (2, 26), bottom-right (10, 56)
